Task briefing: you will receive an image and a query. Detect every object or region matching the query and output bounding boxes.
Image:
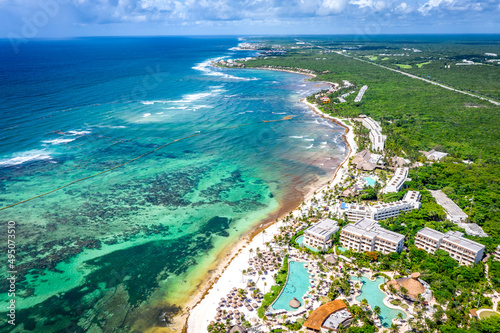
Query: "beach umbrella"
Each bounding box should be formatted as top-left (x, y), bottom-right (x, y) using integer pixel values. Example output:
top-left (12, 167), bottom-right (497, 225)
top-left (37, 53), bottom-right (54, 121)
top-left (210, 321), bottom-right (215, 326)
top-left (252, 303), bottom-right (258, 308)
top-left (215, 316), bottom-right (220, 321)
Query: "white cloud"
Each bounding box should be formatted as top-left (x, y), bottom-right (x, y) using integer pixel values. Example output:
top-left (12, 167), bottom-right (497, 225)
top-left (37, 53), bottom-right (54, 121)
top-left (418, 0), bottom-right (454, 15)
top-left (394, 2), bottom-right (413, 14)
top-left (317, 0), bottom-right (348, 15)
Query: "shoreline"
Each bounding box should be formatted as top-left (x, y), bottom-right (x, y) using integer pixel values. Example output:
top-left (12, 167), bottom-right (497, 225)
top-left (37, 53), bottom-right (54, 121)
top-left (184, 70), bottom-right (357, 332)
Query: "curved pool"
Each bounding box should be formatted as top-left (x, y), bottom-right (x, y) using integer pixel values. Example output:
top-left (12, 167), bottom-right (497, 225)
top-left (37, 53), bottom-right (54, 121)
top-left (351, 275), bottom-right (406, 327)
top-left (296, 235), bottom-right (318, 252)
top-left (271, 261), bottom-right (311, 312)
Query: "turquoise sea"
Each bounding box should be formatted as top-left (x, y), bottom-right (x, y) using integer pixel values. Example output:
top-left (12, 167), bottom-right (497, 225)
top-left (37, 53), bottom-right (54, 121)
top-left (0, 37), bottom-right (347, 332)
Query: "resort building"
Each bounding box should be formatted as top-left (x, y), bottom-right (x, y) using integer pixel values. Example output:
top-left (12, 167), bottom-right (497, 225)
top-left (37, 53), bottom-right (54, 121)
top-left (361, 117), bottom-right (386, 152)
top-left (303, 299), bottom-right (353, 332)
top-left (430, 190), bottom-right (468, 223)
top-left (414, 227), bottom-right (443, 254)
top-left (415, 227), bottom-right (485, 265)
top-left (343, 204), bottom-right (372, 222)
top-left (419, 149), bottom-right (448, 161)
top-left (494, 245), bottom-right (500, 261)
top-left (351, 150), bottom-right (382, 171)
top-left (339, 191), bottom-right (421, 222)
top-left (340, 218), bottom-right (405, 254)
top-left (303, 218), bottom-right (339, 251)
top-left (429, 190), bottom-right (487, 237)
top-left (382, 167), bottom-right (409, 193)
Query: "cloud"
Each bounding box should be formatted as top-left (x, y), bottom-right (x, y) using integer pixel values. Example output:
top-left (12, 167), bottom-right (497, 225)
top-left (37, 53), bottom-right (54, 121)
top-left (1, 0), bottom-right (499, 36)
top-left (317, 0), bottom-right (348, 15)
top-left (394, 2), bottom-right (414, 14)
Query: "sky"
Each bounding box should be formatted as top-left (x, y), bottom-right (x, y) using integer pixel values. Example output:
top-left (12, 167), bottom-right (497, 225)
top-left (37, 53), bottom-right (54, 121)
top-left (1, 0), bottom-right (500, 38)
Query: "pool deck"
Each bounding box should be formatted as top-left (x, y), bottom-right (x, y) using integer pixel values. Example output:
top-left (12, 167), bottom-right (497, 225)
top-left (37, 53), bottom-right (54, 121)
top-left (269, 259), bottom-right (311, 315)
top-left (350, 273), bottom-right (411, 329)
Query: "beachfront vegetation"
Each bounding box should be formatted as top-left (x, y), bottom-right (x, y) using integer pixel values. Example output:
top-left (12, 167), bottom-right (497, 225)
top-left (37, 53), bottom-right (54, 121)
top-left (258, 255), bottom-right (289, 318)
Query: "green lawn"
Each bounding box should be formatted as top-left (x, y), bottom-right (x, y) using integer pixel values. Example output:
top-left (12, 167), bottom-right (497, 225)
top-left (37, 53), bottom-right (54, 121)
top-left (381, 57), bottom-right (389, 60)
top-left (417, 61), bottom-right (432, 68)
top-left (479, 310), bottom-right (499, 319)
top-left (396, 64), bottom-right (412, 69)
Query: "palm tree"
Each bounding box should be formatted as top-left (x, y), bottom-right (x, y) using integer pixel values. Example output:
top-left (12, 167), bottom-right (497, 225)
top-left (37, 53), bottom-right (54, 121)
top-left (397, 312), bottom-right (403, 322)
top-left (361, 298), bottom-right (368, 310)
top-left (390, 323), bottom-right (399, 333)
top-left (249, 248), bottom-right (253, 258)
top-left (374, 305), bottom-right (381, 322)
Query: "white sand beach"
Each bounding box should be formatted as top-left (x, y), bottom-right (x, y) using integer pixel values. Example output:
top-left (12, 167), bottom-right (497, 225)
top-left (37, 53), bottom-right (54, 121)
top-left (186, 97), bottom-right (357, 332)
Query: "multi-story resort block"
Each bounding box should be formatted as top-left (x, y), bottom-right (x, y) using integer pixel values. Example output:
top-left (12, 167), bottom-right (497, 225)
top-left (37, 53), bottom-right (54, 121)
top-left (429, 189), bottom-right (468, 223)
top-left (303, 218), bottom-right (339, 251)
top-left (415, 227), bottom-right (485, 265)
top-left (340, 191), bottom-right (421, 222)
top-left (371, 190), bottom-right (421, 220)
top-left (361, 117), bottom-right (386, 152)
top-left (494, 245), bottom-right (500, 261)
top-left (382, 167), bottom-right (409, 193)
top-left (340, 218), bottom-right (405, 254)
top-left (429, 189), bottom-right (487, 237)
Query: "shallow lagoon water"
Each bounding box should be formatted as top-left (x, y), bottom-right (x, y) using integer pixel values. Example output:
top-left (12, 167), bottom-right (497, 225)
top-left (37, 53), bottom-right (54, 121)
top-left (0, 37), bottom-right (347, 331)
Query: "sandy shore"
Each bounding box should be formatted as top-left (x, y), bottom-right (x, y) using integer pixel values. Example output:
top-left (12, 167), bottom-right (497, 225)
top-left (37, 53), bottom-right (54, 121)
top-left (185, 93), bottom-right (358, 332)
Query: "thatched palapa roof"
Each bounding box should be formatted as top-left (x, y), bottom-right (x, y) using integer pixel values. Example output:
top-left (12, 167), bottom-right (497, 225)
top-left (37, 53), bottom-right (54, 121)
top-left (303, 299), bottom-right (349, 331)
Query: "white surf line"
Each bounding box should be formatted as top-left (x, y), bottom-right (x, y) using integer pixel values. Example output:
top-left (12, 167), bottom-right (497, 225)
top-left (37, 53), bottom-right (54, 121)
top-left (295, 39), bottom-right (500, 106)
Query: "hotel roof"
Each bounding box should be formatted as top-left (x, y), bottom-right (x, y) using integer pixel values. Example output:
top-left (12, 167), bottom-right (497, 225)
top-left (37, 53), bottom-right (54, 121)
top-left (417, 227), bottom-right (445, 241)
top-left (303, 299), bottom-right (350, 331)
top-left (305, 218), bottom-right (339, 241)
top-left (430, 190), bottom-right (468, 219)
top-left (442, 231), bottom-right (485, 253)
top-left (342, 218), bottom-right (405, 244)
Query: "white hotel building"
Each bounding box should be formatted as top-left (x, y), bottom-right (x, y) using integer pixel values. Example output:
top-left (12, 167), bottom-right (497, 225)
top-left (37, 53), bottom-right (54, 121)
top-left (361, 117), bottom-right (387, 152)
top-left (342, 191), bottom-right (421, 222)
top-left (415, 227), bottom-right (485, 265)
top-left (303, 218), bottom-right (339, 251)
top-left (340, 218), bottom-right (405, 254)
top-left (383, 167), bottom-right (409, 193)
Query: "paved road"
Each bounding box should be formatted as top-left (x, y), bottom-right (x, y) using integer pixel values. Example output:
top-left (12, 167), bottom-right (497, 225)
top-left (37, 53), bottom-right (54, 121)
top-left (295, 39), bottom-right (500, 106)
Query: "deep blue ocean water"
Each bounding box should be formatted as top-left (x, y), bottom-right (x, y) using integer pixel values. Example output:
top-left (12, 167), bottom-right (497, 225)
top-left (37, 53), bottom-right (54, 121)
top-left (0, 37), bottom-right (346, 331)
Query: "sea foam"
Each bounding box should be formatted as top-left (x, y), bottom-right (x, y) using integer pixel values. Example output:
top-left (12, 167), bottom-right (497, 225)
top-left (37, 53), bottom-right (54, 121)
top-left (0, 150), bottom-right (53, 167)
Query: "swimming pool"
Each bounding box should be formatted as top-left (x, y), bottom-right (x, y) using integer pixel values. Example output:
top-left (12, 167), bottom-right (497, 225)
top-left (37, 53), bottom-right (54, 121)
top-left (337, 246), bottom-right (348, 253)
top-left (296, 235), bottom-right (318, 252)
top-left (364, 177), bottom-right (377, 187)
top-left (271, 261), bottom-right (311, 312)
top-left (351, 276), bottom-right (406, 327)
